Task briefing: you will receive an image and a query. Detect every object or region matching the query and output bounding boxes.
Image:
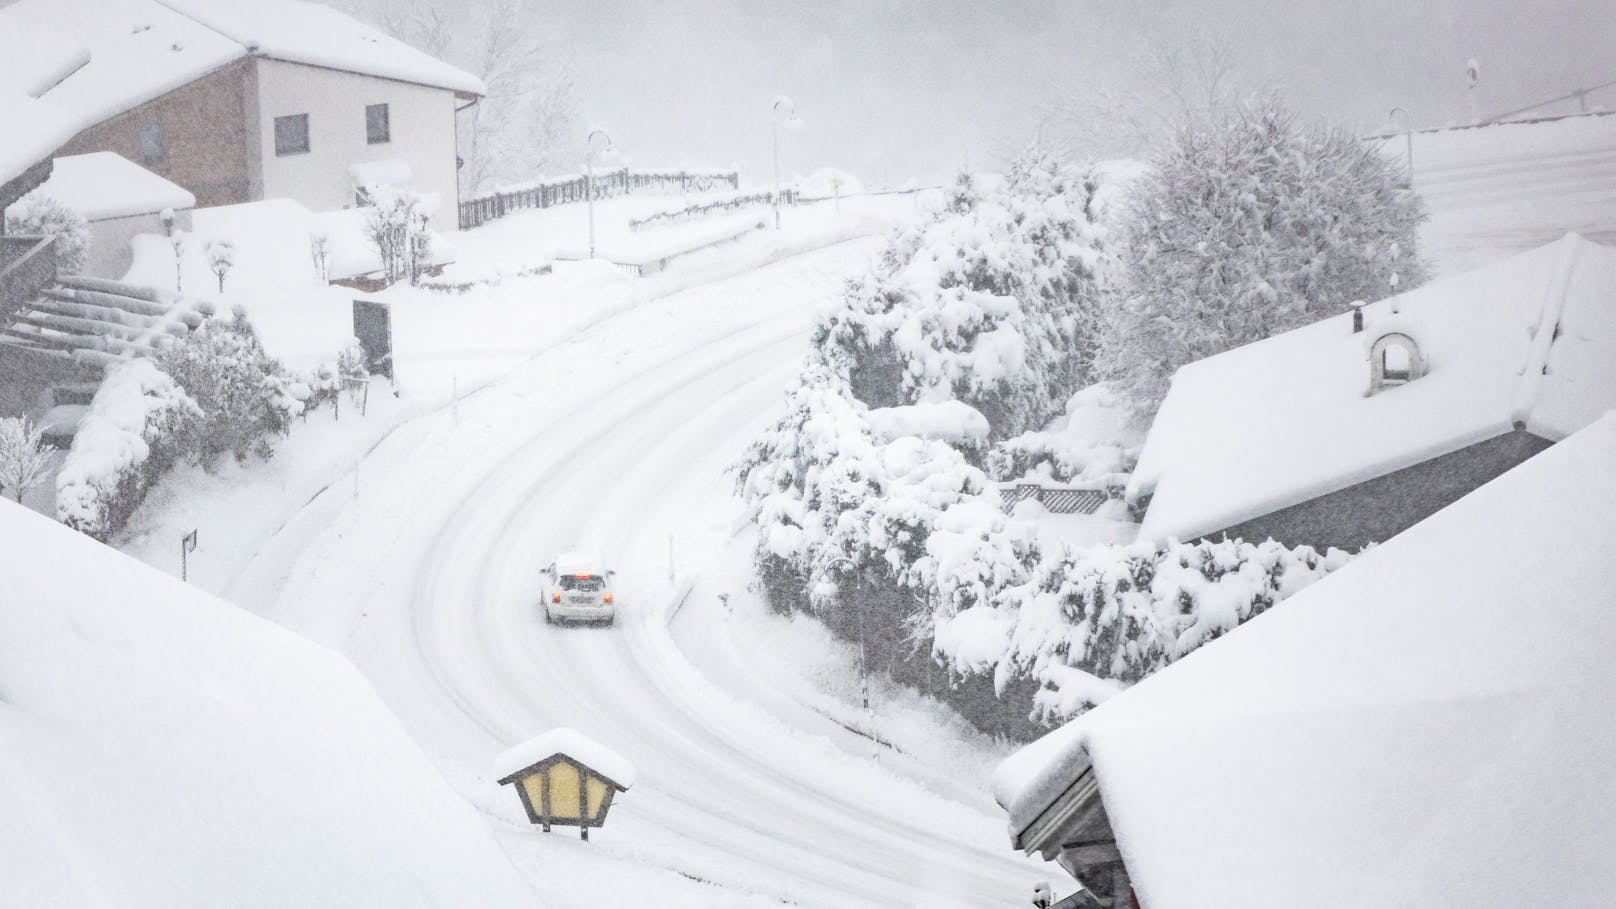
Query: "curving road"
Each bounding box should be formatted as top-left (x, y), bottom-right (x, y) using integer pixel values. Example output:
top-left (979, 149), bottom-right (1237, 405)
top-left (268, 240), bottom-right (1044, 908)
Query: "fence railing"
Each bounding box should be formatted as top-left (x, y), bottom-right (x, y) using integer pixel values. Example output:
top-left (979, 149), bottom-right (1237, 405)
top-left (0, 235), bottom-right (57, 326)
top-left (459, 168), bottom-right (741, 230)
top-left (628, 188), bottom-right (795, 231)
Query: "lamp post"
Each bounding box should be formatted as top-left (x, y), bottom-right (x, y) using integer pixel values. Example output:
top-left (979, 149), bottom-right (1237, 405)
top-left (1388, 107), bottom-right (1414, 190)
top-left (585, 127), bottom-right (615, 259)
top-left (771, 95), bottom-right (804, 230)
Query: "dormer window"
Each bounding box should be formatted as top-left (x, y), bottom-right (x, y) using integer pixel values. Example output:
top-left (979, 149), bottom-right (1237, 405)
top-left (1368, 331), bottom-right (1427, 394)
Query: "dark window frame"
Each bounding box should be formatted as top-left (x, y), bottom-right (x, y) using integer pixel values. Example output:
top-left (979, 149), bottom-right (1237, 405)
top-left (366, 103), bottom-right (391, 145)
top-left (274, 113), bottom-right (310, 156)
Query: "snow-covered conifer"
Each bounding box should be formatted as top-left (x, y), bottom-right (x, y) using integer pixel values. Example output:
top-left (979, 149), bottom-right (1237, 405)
top-left (4, 193), bottom-right (91, 274)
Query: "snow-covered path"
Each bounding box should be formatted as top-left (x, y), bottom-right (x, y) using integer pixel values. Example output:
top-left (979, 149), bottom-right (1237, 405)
top-left (266, 239), bottom-right (1042, 907)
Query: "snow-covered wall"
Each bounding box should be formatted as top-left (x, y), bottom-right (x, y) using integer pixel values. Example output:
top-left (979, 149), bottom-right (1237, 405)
top-left (253, 58), bottom-right (460, 228)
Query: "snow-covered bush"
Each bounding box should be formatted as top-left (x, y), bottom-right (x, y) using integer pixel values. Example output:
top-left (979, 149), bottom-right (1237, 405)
top-left (206, 239), bottom-right (235, 292)
top-left (156, 307), bottom-right (303, 463)
top-left (364, 185), bottom-right (433, 285)
top-left (1097, 97), bottom-right (1428, 413)
top-left (986, 384), bottom-right (1142, 489)
top-left (57, 360), bottom-right (202, 541)
top-left (309, 229), bottom-right (331, 284)
top-left (0, 416), bottom-right (53, 503)
top-left (934, 537), bottom-right (1354, 724)
top-left (822, 150), bottom-right (1111, 442)
top-left (4, 193), bottom-right (90, 274)
top-left (305, 338), bottom-right (369, 413)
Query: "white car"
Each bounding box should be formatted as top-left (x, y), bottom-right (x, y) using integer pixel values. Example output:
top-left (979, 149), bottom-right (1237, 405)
top-left (542, 553), bottom-right (617, 626)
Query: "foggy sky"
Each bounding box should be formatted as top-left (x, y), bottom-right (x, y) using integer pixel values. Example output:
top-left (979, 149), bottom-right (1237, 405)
top-left (469, 0), bottom-right (1614, 186)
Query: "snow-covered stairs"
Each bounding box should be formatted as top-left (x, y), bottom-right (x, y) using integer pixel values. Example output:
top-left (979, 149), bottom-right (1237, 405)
top-left (37, 382), bottom-right (97, 449)
top-left (0, 275), bottom-right (202, 372)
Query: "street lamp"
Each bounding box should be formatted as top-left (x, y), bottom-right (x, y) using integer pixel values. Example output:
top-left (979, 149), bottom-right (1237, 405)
top-left (1388, 107), bottom-right (1414, 189)
top-left (771, 95), bottom-right (804, 230)
top-left (585, 127), bottom-right (617, 259)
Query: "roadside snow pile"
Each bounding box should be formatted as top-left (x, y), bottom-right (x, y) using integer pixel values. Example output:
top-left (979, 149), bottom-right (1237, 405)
top-left (57, 358), bottom-right (201, 540)
top-left (0, 500), bottom-right (536, 908)
top-left (737, 152), bottom-right (1350, 737)
top-left (796, 167), bottom-right (865, 198)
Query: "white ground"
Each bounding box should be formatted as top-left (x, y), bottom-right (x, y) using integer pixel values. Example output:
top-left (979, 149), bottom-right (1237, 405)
top-left (110, 194), bottom-right (1043, 907)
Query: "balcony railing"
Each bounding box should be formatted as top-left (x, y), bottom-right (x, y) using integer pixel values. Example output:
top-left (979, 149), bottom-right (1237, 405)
top-left (0, 234), bottom-right (56, 326)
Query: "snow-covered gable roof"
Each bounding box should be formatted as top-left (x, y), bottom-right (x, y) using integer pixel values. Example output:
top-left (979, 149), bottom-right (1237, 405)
top-left (493, 727), bottom-right (637, 789)
top-left (0, 500), bottom-right (537, 907)
top-left (162, 0), bottom-right (486, 97)
top-left (0, 0), bottom-right (483, 134)
top-left (15, 152), bottom-right (196, 221)
top-left (1130, 232), bottom-right (1616, 543)
top-left (0, 20), bottom-right (92, 184)
top-left (996, 410), bottom-right (1616, 908)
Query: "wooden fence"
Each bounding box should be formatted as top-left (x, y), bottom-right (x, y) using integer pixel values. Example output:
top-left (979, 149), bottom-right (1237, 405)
top-left (459, 168), bottom-right (740, 230)
top-left (628, 189), bottom-right (795, 231)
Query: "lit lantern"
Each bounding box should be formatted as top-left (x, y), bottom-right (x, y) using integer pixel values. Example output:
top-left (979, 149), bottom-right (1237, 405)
top-left (493, 728), bottom-right (635, 840)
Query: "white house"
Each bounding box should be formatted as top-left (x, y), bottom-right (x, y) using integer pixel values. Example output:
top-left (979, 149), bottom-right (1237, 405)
top-left (1127, 232), bottom-right (1616, 551)
top-left (994, 410), bottom-right (1616, 909)
top-left (0, 0), bottom-right (483, 223)
top-left (8, 152), bottom-right (197, 278)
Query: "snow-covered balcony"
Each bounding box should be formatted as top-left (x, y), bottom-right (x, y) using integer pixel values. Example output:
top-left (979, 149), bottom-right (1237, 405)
top-left (0, 233), bottom-right (56, 324)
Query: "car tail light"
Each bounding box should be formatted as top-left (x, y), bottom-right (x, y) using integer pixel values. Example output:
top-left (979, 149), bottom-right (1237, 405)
top-left (603, 592), bottom-right (613, 604)
top-left (551, 592), bottom-right (560, 603)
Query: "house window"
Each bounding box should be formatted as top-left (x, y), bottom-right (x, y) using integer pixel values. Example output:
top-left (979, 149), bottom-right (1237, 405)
top-left (139, 123), bottom-right (166, 166)
top-left (274, 114), bottom-right (310, 156)
top-left (366, 103), bottom-right (391, 145)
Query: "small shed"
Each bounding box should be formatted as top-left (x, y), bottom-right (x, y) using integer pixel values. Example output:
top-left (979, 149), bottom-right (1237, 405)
top-left (10, 152), bottom-right (196, 278)
top-left (493, 727), bottom-right (634, 840)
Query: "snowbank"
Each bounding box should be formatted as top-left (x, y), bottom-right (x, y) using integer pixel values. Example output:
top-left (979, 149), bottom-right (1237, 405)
top-left (794, 167), bottom-right (865, 198)
top-left (0, 500), bottom-right (537, 908)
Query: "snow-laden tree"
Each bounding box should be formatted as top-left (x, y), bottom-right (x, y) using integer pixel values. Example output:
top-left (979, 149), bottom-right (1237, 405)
top-left (363, 186), bottom-right (433, 285)
top-left (206, 239), bottom-right (235, 292)
top-left (1097, 97), bottom-right (1428, 413)
top-left (4, 193), bottom-right (90, 274)
top-left (0, 416), bottom-right (52, 503)
top-left (824, 150), bottom-right (1111, 441)
top-left (157, 307), bottom-right (306, 463)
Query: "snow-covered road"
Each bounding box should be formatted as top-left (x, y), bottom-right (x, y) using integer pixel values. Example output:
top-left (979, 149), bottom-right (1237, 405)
top-left (263, 239), bottom-right (1042, 907)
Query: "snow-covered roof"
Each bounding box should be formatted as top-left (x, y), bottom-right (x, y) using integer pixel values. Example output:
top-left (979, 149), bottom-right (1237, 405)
top-left (493, 727), bottom-right (637, 789)
top-left (0, 20), bottom-right (90, 184)
top-left (164, 0), bottom-right (486, 97)
top-left (0, 0), bottom-right (484, 134)
top-left (1130, 233), bottom-right (1616, 543)
top-left (995, 410), bottom-right (1616, 908)
top-left (0, 500), bottom-right (537, 907)
top-left (15, 152), bottom-right (195, 221)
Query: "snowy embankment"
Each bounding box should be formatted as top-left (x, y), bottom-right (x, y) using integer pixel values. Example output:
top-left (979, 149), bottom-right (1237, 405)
top-left (1389, 112), bottom-right (1616, 275)
top-left (0, 501), bottom-right (536, 908)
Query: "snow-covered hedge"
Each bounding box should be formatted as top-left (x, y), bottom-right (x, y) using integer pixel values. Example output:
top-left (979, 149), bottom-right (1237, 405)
top-left (738, 150), bottom-right (1360, 737)
top-left (57, 360), bottom-right (202, 540)
top-left (157, 307), bottom-right (307, 462)
top-left (934, 538), bottom-right (1353, 723)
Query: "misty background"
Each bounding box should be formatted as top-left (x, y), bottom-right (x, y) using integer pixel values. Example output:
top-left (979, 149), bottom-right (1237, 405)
top-left (336, 0), bottom-right (1616, 190)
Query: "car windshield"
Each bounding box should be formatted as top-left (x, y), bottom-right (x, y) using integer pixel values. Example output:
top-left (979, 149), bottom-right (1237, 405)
top-left (560, 574), bottom-right (605, 591)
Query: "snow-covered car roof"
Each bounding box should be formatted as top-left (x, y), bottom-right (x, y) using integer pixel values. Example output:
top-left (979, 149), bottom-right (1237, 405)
top-left (553, 552), bottom-right (607, 576)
